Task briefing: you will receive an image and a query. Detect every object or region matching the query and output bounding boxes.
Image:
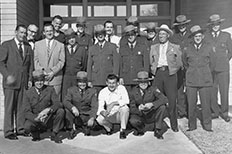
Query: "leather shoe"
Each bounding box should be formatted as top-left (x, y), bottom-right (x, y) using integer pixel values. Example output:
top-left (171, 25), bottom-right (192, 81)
top-left (186, 128), bottom-right (196, 131)
top-left (172, 128), bottom-right (179, 132)
top-left (67, 129), bottom-right (76, 140)
top-left (134, 130), bottom-right (144, 136)
top-left (83, 127), bottom-right (91, 136)
top-left (119, 130), bottom-right (127, 139)
top-left (51, 132), bottom-right (62, 144)
top-left (31, 131), bottom-right (40, 141)
top-left (203, 128), bottom-right (213, 132)
top-left (154, 130), bottom-right (164, 139)
top-left (211, 113), bottom-right (219, 119)
top-left (106, 129), bottom-right (113, 135)
top-left (220, 114), bottom-right (231, 122)
top-left (17, 132), bottom-right (31, 137)
top-left (5, 134), bottom-right (18, 140)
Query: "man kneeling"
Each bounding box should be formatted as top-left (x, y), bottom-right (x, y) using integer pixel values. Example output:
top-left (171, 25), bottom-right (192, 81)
top-left (24, 70), bottom-right (64, 143)
top-left (96, 74), bottom-right (130, 139)
top-left (129, 71), bottom-right (168, 139)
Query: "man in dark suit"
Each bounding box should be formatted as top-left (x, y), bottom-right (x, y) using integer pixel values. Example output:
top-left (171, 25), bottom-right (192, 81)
top-left (129, 71), bottom-right (168, 139)
top-left (24, 70), bottom-right (64, 143)
top-left (144, 22), bottom-right (159, 48)
top-left (62, 28), bottom-right (87, 100)
top-left (0, 24), bottom-right (33, 139)
top-left (205, 14), bottom-right (232, 122)
top-left (63, 71), bottom-right (98, 139)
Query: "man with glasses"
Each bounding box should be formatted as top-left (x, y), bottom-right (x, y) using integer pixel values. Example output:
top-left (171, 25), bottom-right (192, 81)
top-left (26, 24), bottom-right (38, 50)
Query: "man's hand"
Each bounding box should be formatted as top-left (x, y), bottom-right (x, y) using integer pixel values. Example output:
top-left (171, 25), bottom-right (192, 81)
top-left (119, 78), bottom-right (124, 85)
top-left (6, 75), bottom-right (15, 85)
top-left (71, 107), bottom-right (79, 117)
top-left (100, 110), bottom-right (109, 117)
top-left (108, 105), bottom-right (120, 116)
top-left (40, 108), bottom-right (51, 116)
top-left (144, 103), bottom-right (153, 110)
top-left (138, 104), bottom-right (145, 111)
top-left (87, 117), bottom-right (95, 127)
top-left (45, 71), bottom-right (54, 81)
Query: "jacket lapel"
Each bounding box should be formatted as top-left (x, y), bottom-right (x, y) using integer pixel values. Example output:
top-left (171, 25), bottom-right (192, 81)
top-left (12, 39), bottom-right (23, 63)
top-left (48, 40), bottom-right (57, 64)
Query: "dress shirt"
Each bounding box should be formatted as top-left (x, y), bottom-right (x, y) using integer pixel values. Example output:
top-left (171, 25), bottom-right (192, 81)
top-left (14, 38), bottom-right (25, 56)
top-left (128, 41), bottom-right (137, 49)
top-left (97, 85), bottom-right (129, 115)
top-left (67, 44), bottom-right (77, 54)
top-left (98, 40), bottom-right (106, 49)
top-left (194, 43), bottom-right (202, 50)
top-left (212, 31), bottom-right (220, 37)
top-left (157, 41), bottom-right (168, 67)
top-left (45, 38), bottom-right (54, 48)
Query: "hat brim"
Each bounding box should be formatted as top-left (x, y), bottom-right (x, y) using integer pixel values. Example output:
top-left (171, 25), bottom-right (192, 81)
top-left (156, 27), bottom-right (173, 36)
top-left (133, 76), bottom-right (154, 82)
top-left (207, 19), bottom-right (225, 26)
top-left (143, 28), bottom-right (156, 32)
top-left (77, 78), bottom-right (88, 82)
top-left (188, 29), bottom-right (206, 38)
top-left (173, 19), bottom-right (191, 26)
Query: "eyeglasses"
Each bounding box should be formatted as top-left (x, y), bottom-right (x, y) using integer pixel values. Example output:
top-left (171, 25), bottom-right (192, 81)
top-left (29, 29), bottom-right (37, 34)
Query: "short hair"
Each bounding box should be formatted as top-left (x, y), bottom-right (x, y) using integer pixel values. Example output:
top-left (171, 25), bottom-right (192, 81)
top-left (43, 23), bottom-right (54, 31)
top-left (15, 24), bottom-right (27, 31)
top-left (104, 20), bottom-right (114, 27)
top-left (106, 74), bottom-right (119, 82)
top-left (52, 15), bottom-right (63, 21)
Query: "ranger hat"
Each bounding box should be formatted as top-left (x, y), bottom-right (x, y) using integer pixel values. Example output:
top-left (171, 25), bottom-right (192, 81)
top-left (189, 25), bottom-right (206, 38)
top-left (144, 22), bottom-right (156, 32)
top-left (173, 15), bottom-right (191, 26)
top-left (33, 70), bottom-right (45, 81)
top-left (76, 71), bottom-right (88, 82)
top-left (133, 71), bottom-right (154, 82)
top-left (126, 16), bottom-right (139, 26)
top-left (207, 14), bottom-right (225, 26)
top-left (64, 28), bottom-right (76, 39)
top-left (94, 24), bottom-right (106, 35)
top-left (76, 17), bottom-right (87, 27)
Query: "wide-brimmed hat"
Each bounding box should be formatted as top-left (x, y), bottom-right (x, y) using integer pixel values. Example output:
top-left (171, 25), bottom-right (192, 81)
top-left (173, 15), bottom-right (191, 26)
top-left (33, 70), bottom-right (45, 81)
top-left (144, 22), bottom-right (156, 32)
top-left (76, 71), bottom-right (88, 82)
top-left (156, 24), bottom-right (173, 36)
top-left (64, 28), bottom-right (76, 39)
top-left (126, 16), bottom-right (139, 26)
top-left (207, 14), bottom-right (225, 26)
top-left (94, 24), bottom-right (106, 35)
top-left (188, 25), bottom-right (206, 38)
top-left (76, 17), bottom-right (87, 27)
top-left (133, 71), bottom-right (154, 82)
top-left (124, 25), bottom-right (137, 33)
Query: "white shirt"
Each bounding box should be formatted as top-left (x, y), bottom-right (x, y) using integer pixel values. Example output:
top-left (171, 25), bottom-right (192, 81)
top-left (97, 85), bottom-right (129, 115)
top-left (157, 41), bottom-right (168, 67)
top-left (45, 38), bottom-right (54, 49)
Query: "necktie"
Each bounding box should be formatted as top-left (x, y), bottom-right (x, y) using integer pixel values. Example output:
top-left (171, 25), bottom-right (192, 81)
top-left (47, 40), bottom-right (51, 57)
top-left (212, 32), bottom-right (217, 38)
top-left (130, 43), bottom-right (133, 51)
top-left (18, 42), bottom-right (23, 60)
top-left (99, 44), bottom-right (103, 49)
top-left (70, 46), bottom-right (74, 54)
top-left (108, 36), bottom-right (111, 43)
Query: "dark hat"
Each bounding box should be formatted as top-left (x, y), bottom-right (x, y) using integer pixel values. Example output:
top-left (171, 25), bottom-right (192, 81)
top-left (173, 15), bottom-right (191, 26)
top-left (94, 24), bottom-right (106, 35)
top-left (133, 71), bottom-right (154, 82)
top-left (33, 70), bottom-right (45, 81)
top-left (126, 16), bottom-right (139, 26)
top-left (76, 71), bottom-right (88, 82)
top-left (64, 28), bottom-right (76, 39)
top-left (144, 22), bottom-right (157, 32)
top-left (156, 24), bottom-right (173, 36)
top-left (189, 25), bottom-right (206, 38)
top-left (76, 17), bottom-right (87, 27)
top-left (207, 14), bottom-right (225, 26)
top-left (124, 25), bottom-right (137, 33)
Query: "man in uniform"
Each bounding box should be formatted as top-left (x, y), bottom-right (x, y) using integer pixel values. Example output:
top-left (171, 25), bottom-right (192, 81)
top-left (144, 22), bottom-right (159, 48)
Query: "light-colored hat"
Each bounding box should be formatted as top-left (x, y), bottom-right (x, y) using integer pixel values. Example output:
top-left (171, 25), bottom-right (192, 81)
top-left (207, 14), bottom-right (225, 25)
top-left (156, 24), bottom-right (173, 36)
top-left (124, 25), bottom-right (137, 33)
top-left (76, 71), bottom-right (88, 82)
top-left (126, 16), bottom-right (139, 26)
top-left (189, 25), bottom-right (206, 38)
top-left (94, 24), bottom-right (106, 35)
top-left (76, 17), bottom-right (87, 27)
top-left (173, 15), bottom-right (191, 26)
top-left (64, 28), bottom-right (76, 39)
top-left (33, 70), bottom-right (45, 81)
top-left (133, 71), bottom-right (154, 82)
top-left (144, 22), bottom-right (157, 32)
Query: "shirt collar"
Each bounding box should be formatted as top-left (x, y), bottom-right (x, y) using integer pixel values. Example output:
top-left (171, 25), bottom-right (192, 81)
top-left (99, 40), bottom-right (106, 47)
top-left (14, 38), bottom-right (23, 46)
top-left (128, 41), bottom-right (137, 48)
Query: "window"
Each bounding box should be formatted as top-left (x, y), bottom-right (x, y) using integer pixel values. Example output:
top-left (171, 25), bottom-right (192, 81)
top-left (50, 5), bottom-right (68, 17)
top-left (117, 5), bottom-right (126, 16)
top-left (94, 6), bottom-right (114, 17)
top-left (140, 4), bottom-right (158, 16)
top-left (132, 5), bottom-right (137, 16)
top-left (88, 6), bottom-right (92, 17)
top-left (71, 6), bottom-right (83, 17)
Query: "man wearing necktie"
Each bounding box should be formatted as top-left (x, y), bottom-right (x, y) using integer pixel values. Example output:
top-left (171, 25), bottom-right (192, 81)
top-left (0, 25), bottom-right (33, 139)
top-left (205, 14), bottom-right (232, 122)
top-left (182, 25), bottom-right (215, 132)
top-left (26, 24), bottom-right (38, 50)
top-left (150, 24), bottom-right (182, 132)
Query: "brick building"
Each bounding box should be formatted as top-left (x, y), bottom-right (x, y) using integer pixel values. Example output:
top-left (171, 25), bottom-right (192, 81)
top-left (0, 0), bottom-right (232, 129)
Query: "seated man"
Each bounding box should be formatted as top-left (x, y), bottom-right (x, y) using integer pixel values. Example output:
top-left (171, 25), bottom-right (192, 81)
top-left (96, 74), bottom-right (130, 139)
top-left (23, 70), bottom-right (64, 143)
top-left (129, 71), bottom-right (168, 139)
top-left (63, 71), bottom-right (98, 139)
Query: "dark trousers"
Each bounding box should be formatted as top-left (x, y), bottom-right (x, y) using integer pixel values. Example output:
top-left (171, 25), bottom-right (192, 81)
top-left (153, 69), bottom-right (178, 130)
top-left (62, 75), bottom-right (76, 101)
top-left (3, 87), bottom-right (25, 137)
top-left (177, 69), bottom-right (187, 116)
top-left (211, 71), bottom-right (229, 116)
top-left (186, 86), bottom-right (212, 130)
top-left (65, 109), bottom-right (90, 130)
top-left (129, 105), bottom-right (167, 131)
top-left (24, 108), bottom-right (64, 134)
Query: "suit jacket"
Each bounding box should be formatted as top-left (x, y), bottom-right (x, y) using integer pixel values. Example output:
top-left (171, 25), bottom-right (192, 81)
top-left (63, 86), bottom-right (98, 118)
top-left (0, 39), bottom-right (33, 89)
top-left (87, 41), bottom-right (120, 86)
top-left (129, 85), bottom-right (168, 116)
top-left (119, 42), bottom-right (150, 85)
top-left (170, 31), bottom-right (191, 49)
top-left (205, 31), bottom-right (232, 72)
top-left (76, 33), bottom-right (93, 51)
top-left (34, 39), bottom-right (65, 85)
top-left (182, 42), bottom-right (214, 87)
top-left (150, 41), bottom-right (182, 76)
top-left (23, 86), bottom-right (62, 122)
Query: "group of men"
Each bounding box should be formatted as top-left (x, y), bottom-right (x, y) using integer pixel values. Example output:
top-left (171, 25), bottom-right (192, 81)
top-left (0, 13), bottom-right (231, 143)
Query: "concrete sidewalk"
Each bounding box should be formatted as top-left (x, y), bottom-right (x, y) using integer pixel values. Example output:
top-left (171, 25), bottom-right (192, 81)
top-left (0, 123), bottom-right (202, 154)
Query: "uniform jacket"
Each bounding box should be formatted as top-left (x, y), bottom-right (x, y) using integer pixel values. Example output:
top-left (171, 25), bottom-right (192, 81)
top-left (129, 85), bottom-right (168, 116)
top-left (87, 41), bottom-right (120, 86)
top-left (24, 86), bottom-right (62, 122)
top-left (63, 86), bottom-right (98, 118)
top-left (76, 33), bottom-right (93, 51)
top-left (34, 39), bottom-right (65, 86)
top-left (64, 45), bottom-right (87, 75)
top-left (205, 31), bottom-right (232, 72)
top-left (147, 36), bottom-right (159, 48)
top-left (119, 42), bottom-right (150, 85)
top-left (170, 31), bottom-right (191, 49)
top-left (119, 34), bottom-right (148, 47)
top-left (150, 41), bottom-right (182, 75)
top-left (182, 41), bottom-right (214, 87)
top-left (0, 39), bottom-right (33, 89)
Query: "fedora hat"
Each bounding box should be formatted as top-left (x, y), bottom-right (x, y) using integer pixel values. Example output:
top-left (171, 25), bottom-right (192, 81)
top-left (124, 25), bottom-right (137, 33)
top-left (156, 24), bottom-right (173, 36)
top-left (33, 70), bottom-right (45, 81)
top-left (76, 17), bottom-right (87, 27)
top-left (76, 71), bottom-right (88, 82)
top-left (173, 15), bottom-right (191, 26)
top-left (133, 71), bottom-right (154, 82)
top-left (64, 28), bottom-right (76, 39)
top-left (94, 24), bottom-right (106, 35)
top-left (126, 16), bottom-right (139, 26)
top-left (144, 22), bottom-right (157, 32)
top-left (207, 14), bottom-right (225, 25)
top-left (188, 25), bottom-right (206, 38)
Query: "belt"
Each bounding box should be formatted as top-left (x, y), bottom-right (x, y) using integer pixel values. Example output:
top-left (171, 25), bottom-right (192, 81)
top-left (157, 66), bottom-right (168, 71)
